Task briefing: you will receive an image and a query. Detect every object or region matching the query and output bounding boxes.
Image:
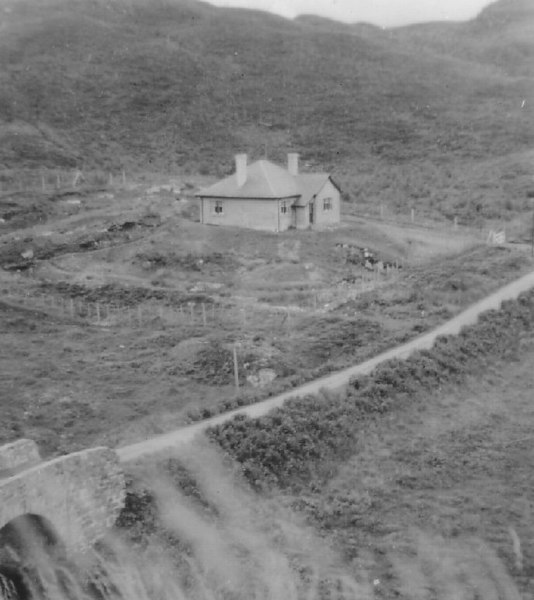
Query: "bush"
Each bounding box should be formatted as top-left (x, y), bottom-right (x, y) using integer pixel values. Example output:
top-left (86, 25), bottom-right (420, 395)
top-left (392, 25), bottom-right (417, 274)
top-left (208, 290), bottom-right (534, 490)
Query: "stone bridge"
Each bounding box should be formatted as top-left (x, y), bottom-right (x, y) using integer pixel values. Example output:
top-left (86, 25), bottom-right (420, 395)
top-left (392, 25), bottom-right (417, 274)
top-left (0, 439), bottom-right (125, 558)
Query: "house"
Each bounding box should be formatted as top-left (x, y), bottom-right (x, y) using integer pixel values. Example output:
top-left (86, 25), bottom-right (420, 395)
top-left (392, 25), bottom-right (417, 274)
top-left (195, 153), bottom-right (341, 232)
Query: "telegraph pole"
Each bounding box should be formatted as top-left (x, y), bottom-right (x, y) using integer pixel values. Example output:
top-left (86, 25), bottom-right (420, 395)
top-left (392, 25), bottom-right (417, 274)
top-left (233, 343), bottom-right (240, 392)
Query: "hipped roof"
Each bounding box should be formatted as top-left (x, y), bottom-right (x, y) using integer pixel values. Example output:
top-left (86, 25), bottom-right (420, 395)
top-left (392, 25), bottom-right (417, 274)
top-left (196, 159), bottom-right (334, 203)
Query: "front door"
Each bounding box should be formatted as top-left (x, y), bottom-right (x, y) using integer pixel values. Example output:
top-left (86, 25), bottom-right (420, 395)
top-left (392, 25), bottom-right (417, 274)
top-left (309, 201), bottom-right (314, 225)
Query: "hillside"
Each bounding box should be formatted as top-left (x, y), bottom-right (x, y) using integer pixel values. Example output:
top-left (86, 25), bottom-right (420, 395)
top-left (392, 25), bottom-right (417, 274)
top-left (0, 0), bottom-right (533, 220)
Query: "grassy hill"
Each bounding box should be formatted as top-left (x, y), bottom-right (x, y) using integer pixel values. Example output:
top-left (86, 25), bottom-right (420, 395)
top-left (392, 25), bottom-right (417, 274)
top-left (0, 0), bottom-right (533, 220)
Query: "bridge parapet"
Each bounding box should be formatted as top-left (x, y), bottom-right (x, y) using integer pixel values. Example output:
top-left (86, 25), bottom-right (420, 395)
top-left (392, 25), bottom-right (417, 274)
top-left (0, 439), bottom-right (41, 478)
top-left (0, 441), bottom-right (125, 555)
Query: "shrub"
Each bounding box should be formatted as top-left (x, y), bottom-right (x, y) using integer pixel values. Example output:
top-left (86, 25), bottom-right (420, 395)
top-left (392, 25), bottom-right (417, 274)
top-left (208, 290), bottom-right (534, 490)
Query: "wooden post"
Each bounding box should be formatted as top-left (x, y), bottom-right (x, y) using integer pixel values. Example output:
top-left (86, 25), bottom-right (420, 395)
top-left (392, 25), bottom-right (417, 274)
top-left (190, 303), bottom-right (194, 321)
top-left (212, 303), bottom-right (216, 319)
top-left (454, 216), bottom-right (458, 230)
top-left (41, 174), bottom-right (46, 192)
top-left (108, 172), bottom-right (113, 186)
top-left (202, 302), bottom-right (207, 327)
top-left (411, 208), bottom-right (415, 224)
top-left (56, 173), bottom-right (61, 189)
top-left (96, 303), bottom-right (101, 322)
top-left (137, 305), bottom-right (142, 326)
top-left (380, 203), bottom-right (384, 219)
top-left (233, 344), bottom-right (240, 392)
top-left (122, 169), bottom-right (126, 186)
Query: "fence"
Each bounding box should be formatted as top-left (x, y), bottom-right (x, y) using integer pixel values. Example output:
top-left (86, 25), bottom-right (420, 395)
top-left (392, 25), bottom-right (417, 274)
top-left (0, 268), bottom-right (396, 332)
top-left (0, 168), bottom-right (130, 195)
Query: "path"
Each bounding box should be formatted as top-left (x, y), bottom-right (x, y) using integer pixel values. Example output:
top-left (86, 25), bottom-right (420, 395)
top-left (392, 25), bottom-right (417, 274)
top-left (117, 269), bottom-right (534, 463)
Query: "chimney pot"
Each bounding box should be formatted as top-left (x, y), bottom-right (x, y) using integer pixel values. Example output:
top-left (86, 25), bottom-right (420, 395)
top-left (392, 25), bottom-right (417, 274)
top-left (288, 153), bottom-right (299, 176)
top-left (235, 154), bottom-right (247, 187)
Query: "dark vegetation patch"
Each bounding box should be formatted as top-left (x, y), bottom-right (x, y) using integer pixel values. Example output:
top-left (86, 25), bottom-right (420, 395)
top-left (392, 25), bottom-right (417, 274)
top-left (136, 251), bottom-right (237, 272)
top-left (115, 459), bottom-right (219, 546)
top-left (208, 291), bottom-right (534, 490)
top-left (295, 316), bottom-right (383, 368)
top-left (185, 340), bottom-right (251, 386)
top-left (37, 281), bottom-right (215, 307)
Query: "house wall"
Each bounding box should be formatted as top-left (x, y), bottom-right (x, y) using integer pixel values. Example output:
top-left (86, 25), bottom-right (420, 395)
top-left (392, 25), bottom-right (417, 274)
top-left (278, 198), bottom-right (295, 231)
top-left (313, 179), bottom-right (341, 227)
top-left (294, 206), bottom-right (309, 229)
top-left (200, 197), bottom-right (298, 232)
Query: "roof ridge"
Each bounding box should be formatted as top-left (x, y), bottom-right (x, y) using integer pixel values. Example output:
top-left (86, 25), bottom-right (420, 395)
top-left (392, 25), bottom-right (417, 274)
top-left (258, 160), bottom-right (278, 196)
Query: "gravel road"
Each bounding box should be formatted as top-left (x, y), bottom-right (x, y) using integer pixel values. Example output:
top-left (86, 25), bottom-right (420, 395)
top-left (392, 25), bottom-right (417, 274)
top-left (117, 268), bottom-right (534, 463)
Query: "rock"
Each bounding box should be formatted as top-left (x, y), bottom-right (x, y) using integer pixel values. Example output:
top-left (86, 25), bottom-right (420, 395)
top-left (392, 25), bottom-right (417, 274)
top-left (247, 368), bottom-right (277, 388)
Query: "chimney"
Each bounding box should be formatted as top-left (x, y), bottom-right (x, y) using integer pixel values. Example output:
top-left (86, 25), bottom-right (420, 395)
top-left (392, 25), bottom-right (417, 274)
top-left (235, 153), bottom-right (247, 187)
top-left (287, 153), bottom-right (299, 176)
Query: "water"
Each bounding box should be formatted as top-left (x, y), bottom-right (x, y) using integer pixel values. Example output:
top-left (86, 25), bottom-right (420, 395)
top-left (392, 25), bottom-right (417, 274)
top-left (0, 442), bottom-right (372, 600)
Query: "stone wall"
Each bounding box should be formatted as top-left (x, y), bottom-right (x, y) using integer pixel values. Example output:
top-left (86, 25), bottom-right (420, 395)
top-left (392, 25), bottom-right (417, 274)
top-left (0, 439), bottom-right (41, 476)
top-left (0, 444), bottom-right (125, 555)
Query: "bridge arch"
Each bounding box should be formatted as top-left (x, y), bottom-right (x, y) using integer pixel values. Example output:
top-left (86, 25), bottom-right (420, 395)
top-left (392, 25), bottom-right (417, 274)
top-left (0, 441), bottom-right (125, 556)
top-left (0, 514), bottom-right (63, 561)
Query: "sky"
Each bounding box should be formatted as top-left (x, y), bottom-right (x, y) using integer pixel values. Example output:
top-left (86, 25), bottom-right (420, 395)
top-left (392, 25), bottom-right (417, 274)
top-left (205, 0), bottom-right (493, 27)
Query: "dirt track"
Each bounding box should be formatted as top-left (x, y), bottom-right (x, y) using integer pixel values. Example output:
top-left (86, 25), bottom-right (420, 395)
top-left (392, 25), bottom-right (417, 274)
top-left (117, 268), bottom-right (534, 463)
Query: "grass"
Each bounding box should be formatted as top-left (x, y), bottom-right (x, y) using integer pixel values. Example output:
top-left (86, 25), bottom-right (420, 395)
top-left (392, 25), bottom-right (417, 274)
top-left (0, 193), bottom-right (532, 455)
top-left (0, 0), bottom-right (533, 223)
top-left (208, 290), bottom-right (534, 487)
top-left (207, 289), bottom-right (534, 598)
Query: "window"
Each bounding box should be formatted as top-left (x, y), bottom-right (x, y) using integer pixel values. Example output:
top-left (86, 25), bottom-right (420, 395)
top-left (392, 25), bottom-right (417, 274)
top-left (280, 201), bottom-right (288, 214)
top-left (323, 198), bottom-right (332, 211)
top-left (213, 200), bottom-right (223, 214)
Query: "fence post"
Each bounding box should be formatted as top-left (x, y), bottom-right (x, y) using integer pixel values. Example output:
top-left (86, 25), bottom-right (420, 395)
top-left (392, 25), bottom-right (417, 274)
top-left (411, 208), bottom-right (415, 224)
top-left (202, 303), bottom-right (207, 327)
top-left (233, 343), bottom-right (240, 392)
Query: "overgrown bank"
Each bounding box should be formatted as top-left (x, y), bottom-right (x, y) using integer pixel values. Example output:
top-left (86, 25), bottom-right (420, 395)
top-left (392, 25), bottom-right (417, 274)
top-left (208, 290), bottom-right (534, 489)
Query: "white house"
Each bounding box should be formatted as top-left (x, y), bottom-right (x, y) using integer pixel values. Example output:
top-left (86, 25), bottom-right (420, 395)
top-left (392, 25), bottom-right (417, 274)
top-left (196, 153), bottom-right (341, 232)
